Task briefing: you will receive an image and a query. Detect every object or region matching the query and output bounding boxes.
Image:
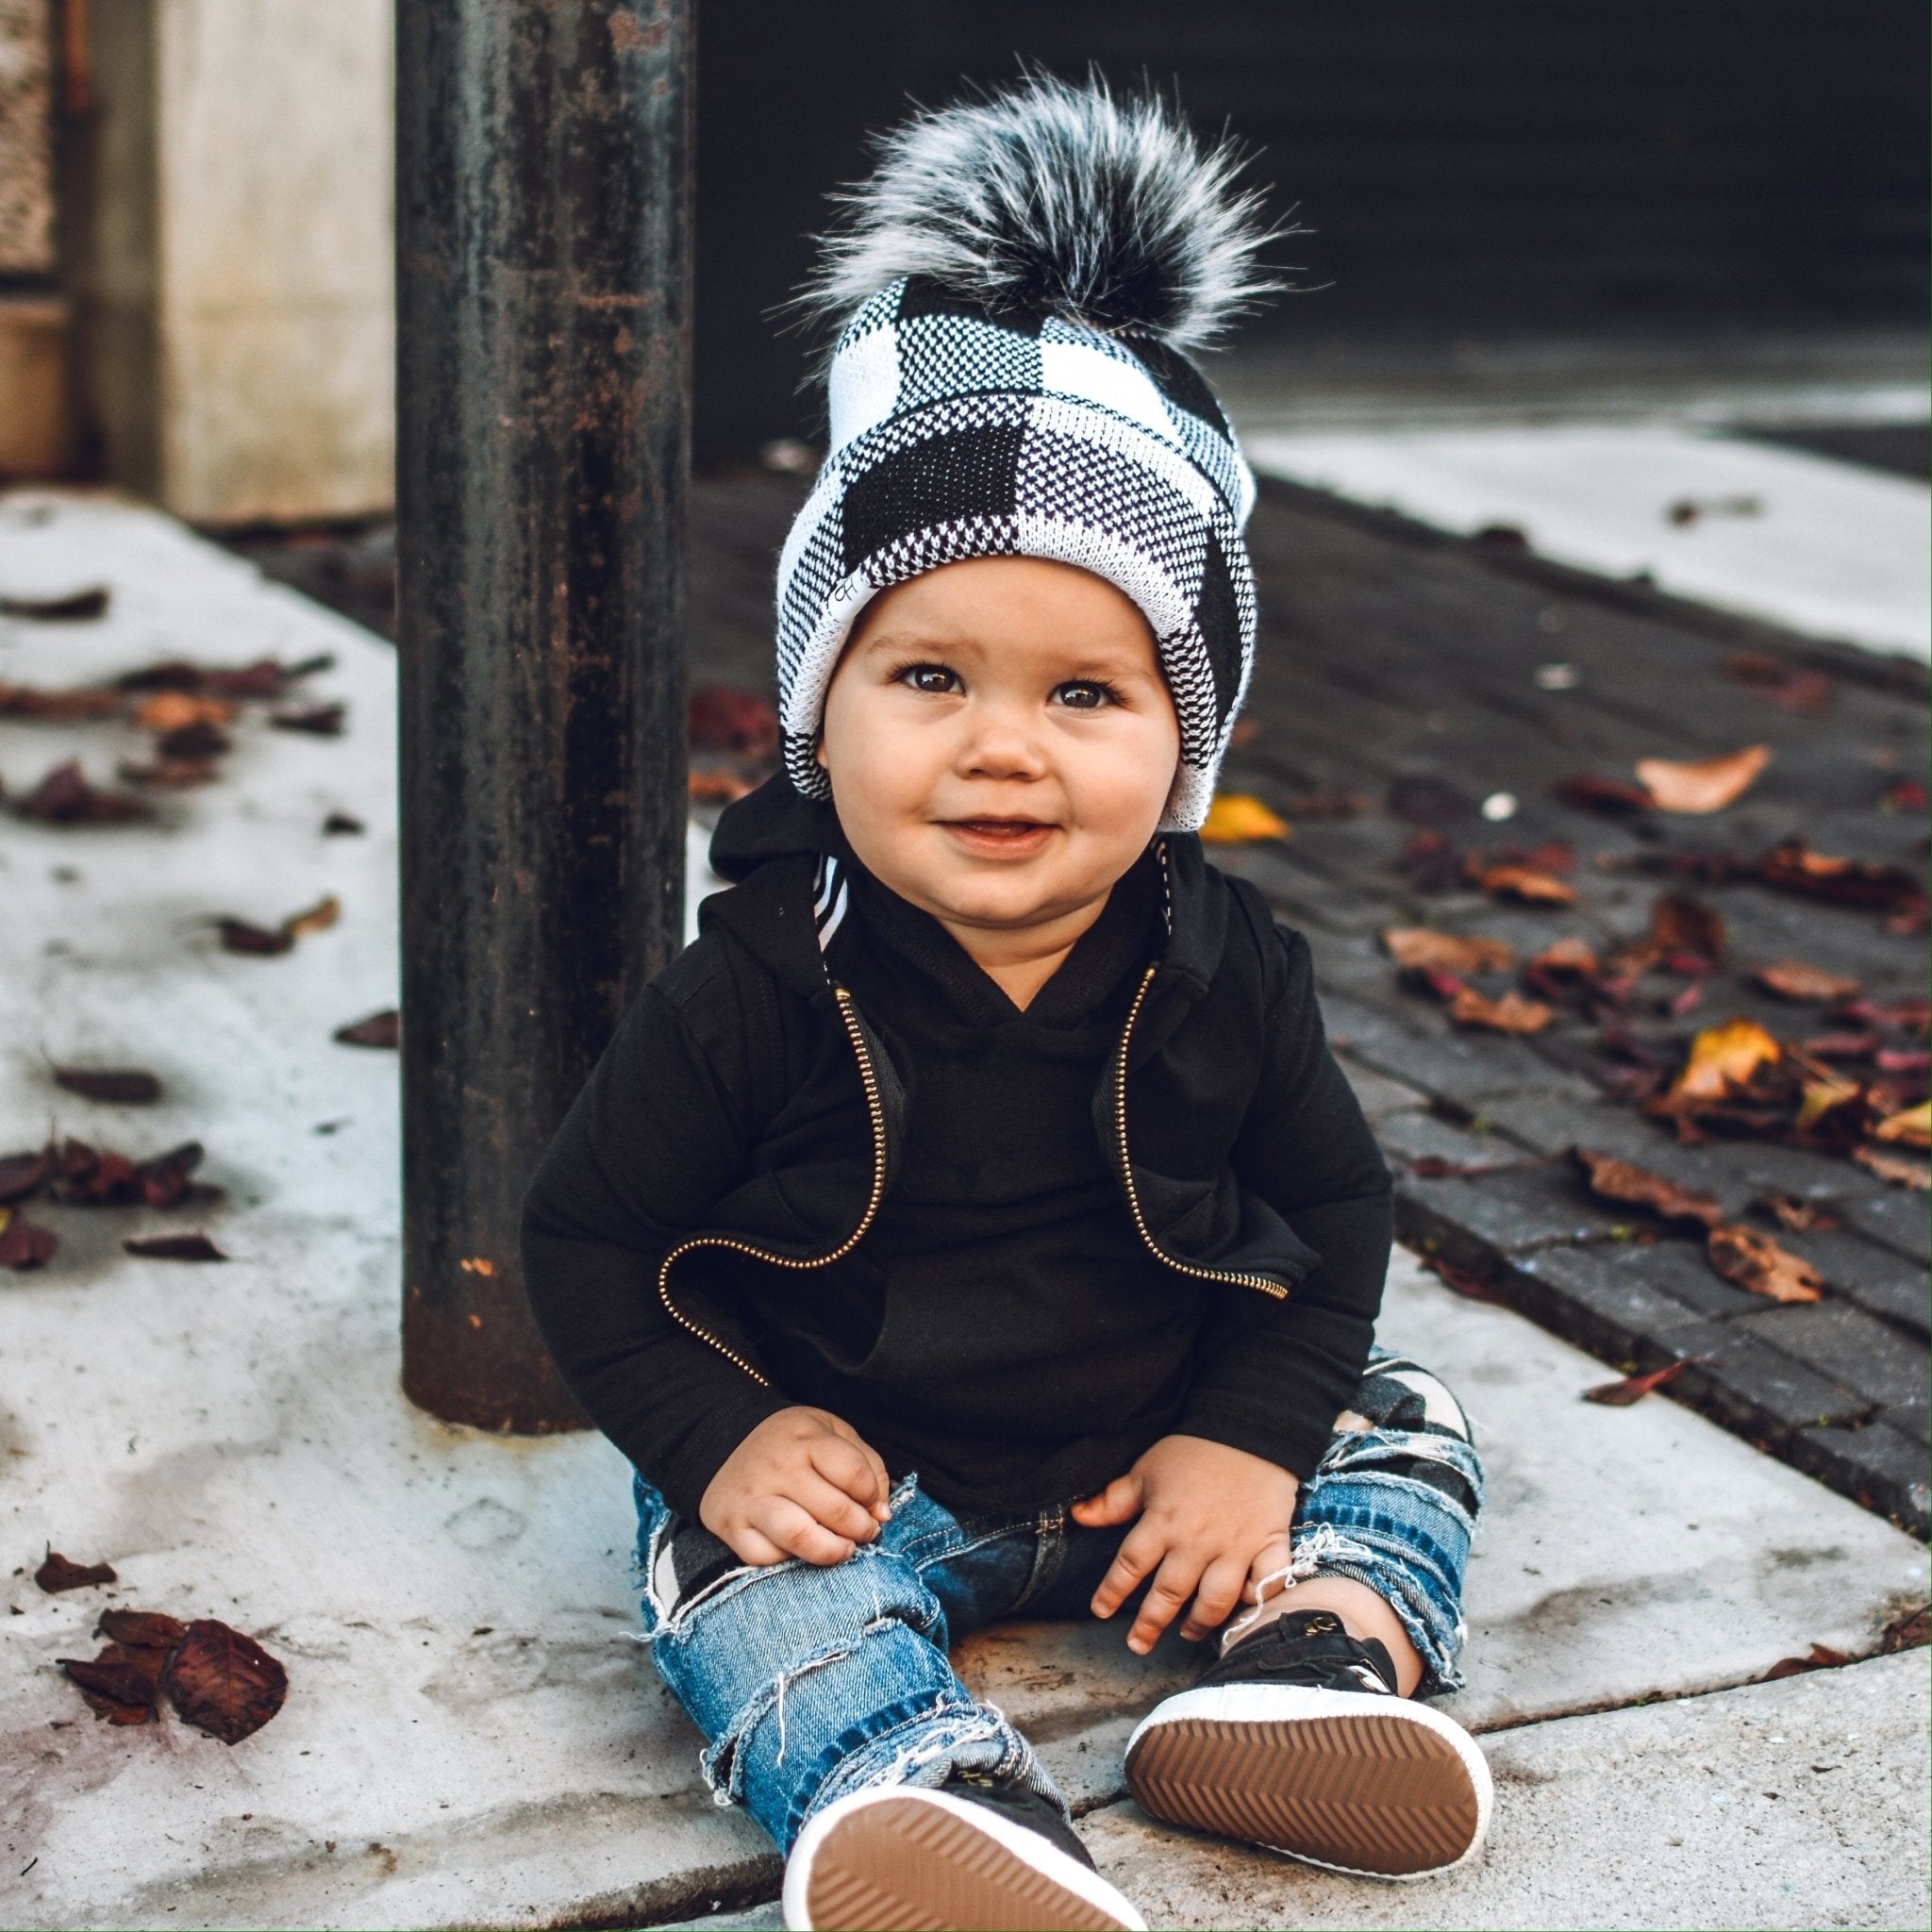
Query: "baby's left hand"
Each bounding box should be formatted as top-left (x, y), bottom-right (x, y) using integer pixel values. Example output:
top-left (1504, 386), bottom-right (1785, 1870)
top-left (1072, 1434), bottom-right (1297, 1655)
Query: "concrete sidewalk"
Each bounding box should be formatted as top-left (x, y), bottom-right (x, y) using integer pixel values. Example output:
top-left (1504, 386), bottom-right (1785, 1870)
top-left (2, 491), bottom-right (1927, 1930)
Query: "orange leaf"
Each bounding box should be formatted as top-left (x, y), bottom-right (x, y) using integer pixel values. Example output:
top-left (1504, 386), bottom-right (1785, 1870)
top-left (1706, 1224), bottom-right (1823, 1303)
top-left (1199, 792), bottom-right (1290, 843)
top-left (1531, 936), bottom-right (1599, 976)
top-left (1573, 1148), bottom-right (1724, 1227)
top-left (1634, 744), bottom-right (1771, 814)
top-left (134, 691), bottom-right (235, 733)
top-left (1671, 1018), bottom-right (1782, 1102)
top-left (1469, 862), bottom-right (1577, 906)
top-left (1873, 1100), bottom-right (1932, 1149)
top-left (1382, 927), bottom-right (1514, 974)
top-left (1854, 1144), bottom-right (1930, 1190)
top-left (1583, 1360), bottom-right (1690, 1406)
top-left (280, 895), bottom-right (341, 941)
top-left (1752, 959), bottom-right (1862, 1004)
top-left (1448, 988), bottom-right (1553, 1034)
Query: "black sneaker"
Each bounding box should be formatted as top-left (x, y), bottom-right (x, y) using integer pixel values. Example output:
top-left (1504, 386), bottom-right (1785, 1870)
top-left (783, 1770), bottom-right (1146, 1929)
top-left (1124, 1607), bottom-right (1492, 1880)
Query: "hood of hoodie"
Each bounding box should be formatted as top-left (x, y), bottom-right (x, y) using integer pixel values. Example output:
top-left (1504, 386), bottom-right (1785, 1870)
top-left (700, 774), bottom-right (1231, 1043)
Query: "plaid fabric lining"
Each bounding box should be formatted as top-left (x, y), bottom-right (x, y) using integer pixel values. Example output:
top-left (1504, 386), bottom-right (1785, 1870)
top-left (775, 277), bottom-right (1259, 834)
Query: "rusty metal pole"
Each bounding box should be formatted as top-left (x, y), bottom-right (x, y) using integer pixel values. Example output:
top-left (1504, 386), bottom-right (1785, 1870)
top-left (394, 0), bottom-right (691, 1430)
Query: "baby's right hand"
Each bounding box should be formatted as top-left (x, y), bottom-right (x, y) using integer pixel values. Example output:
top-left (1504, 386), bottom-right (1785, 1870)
top-left (698, 1405), bottom-right (895, 1568)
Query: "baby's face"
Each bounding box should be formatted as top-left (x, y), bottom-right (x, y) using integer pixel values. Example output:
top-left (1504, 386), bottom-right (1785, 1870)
top-left (814, 558), bottom-right (1181, 937)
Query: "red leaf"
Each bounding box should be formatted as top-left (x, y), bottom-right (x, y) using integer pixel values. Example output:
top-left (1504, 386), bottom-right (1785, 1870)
top-left (1422, 1256), bottom-right (1509, 1303)
top-left (161, 1620), bottom-right (289, 1744)
top-left (0, 1148), bottom-right (50, 1202)
top-left (13, 758), bottom-right (153, 825)
top-left (58, 1648), bottom-right (166, 1724)
top-left (1556, 774), bottom-right (1656, 816)
top-left (1583, 1360), bottom-right (1690, 1406)
top-left (98, 1608), bottom-right (189, 1649)
top-left (0, 1212), bottom-right (58, 1269)
top-left (37, 1551), bottom-right (117, 1593)
top-left (333, 1008), bottom-right (399, 1049)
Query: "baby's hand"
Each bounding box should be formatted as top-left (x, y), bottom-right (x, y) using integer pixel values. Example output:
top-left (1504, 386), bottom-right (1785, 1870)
top-left (699, 1406), bottom-right (894, 1569)
top-left (1072, 1434), bottom-right (1297, 1655)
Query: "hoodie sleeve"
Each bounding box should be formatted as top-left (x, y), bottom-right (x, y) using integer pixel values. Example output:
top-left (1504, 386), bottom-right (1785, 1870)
top-left (520, 963), bottom-right (797, 1520)
top-left (1173, 925), bottom-right (1392, 1482)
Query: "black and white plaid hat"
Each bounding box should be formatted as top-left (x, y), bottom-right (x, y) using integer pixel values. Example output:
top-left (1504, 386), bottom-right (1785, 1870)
top-left (773, 76), bottom-right (1282, 834)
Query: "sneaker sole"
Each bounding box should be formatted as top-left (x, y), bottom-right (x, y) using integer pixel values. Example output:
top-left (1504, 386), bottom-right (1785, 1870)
top-left (784, 1786), bottom-right (1144, 1931)
top-left (1124, 1685), bottom-right (1491, 1880)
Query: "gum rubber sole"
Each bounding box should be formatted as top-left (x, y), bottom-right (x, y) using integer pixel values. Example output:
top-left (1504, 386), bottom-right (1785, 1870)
top-left (1125, 1708), bottom-right (1484, 1877)
top-left (798, 1794), bottom-right (1135, 1931)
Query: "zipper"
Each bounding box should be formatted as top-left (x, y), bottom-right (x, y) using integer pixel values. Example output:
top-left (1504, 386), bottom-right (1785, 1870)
top-left (656, 983), bottom-right (890, 1386)
top-left (1113, 961), bottom-right (1290, 1301)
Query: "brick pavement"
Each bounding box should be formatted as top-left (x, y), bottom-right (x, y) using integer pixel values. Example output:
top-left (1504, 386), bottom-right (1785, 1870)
top-left (687, 469), bottom-right (1930, 1538)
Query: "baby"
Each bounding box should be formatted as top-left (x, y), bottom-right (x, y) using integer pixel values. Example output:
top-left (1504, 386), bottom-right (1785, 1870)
top-left (523, 75), bottom-right (1489, 1931)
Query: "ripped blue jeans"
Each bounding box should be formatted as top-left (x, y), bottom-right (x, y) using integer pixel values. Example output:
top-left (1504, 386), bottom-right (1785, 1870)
top-left (633, 1348), bottom-right (1482, 1856)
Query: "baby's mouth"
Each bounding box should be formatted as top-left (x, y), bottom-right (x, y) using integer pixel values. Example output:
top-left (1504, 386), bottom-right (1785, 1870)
top-left (941, 818), bottom-right (1056, 851)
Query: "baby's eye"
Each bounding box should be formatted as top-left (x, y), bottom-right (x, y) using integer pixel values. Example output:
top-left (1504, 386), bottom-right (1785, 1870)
top-left (1055, 680), bottom-right (1121, 710)
top-left (895, 663), bottom-right (959, 695)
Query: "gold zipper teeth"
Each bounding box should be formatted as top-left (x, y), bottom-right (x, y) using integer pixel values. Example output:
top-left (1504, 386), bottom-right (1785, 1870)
top-left (1115, 964), bottom-right (1290, 1300)
top-left (662, 953), bottom-right (1287, 1388)
top-left (657, 983), bottom-right (890, 1384)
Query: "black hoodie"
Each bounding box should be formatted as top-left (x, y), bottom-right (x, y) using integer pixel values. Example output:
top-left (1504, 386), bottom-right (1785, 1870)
top-left (519, 777), bottom-right (1392, 1523)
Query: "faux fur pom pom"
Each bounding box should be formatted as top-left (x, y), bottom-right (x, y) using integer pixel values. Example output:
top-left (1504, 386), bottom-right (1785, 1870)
top-left (799, 72), bottom-right (1287, 352)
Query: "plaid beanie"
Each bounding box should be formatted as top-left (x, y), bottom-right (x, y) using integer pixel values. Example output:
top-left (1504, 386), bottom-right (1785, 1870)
top-left (773, 75), bottom-right (1282, 834)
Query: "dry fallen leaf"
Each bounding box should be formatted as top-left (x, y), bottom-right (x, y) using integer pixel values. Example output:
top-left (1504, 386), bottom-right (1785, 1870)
top-left (0, 1148), bottom-right (51, 1202)
top-left (1853, 1144), bottom-right (1930, 1190)
top-left (1706, 1224), bottom-right (1824, 1303)
top-left (1583, 1360), bottom-right (1690, 1407)
top-left (1650, 892), bottom-right (1724, 962)
top-left (1556, 773), bottom-right (1656, 816)
top-left (1573, 1148), bottom-right (1724, 1227)
top-left (1531, 937), bottom-right (1599, 977)
top-left (1753, 959), bottom-right (1862, 1004)
top-left (1795, 1071), bottom-right (1864, 1134)
top-left (1757, 839), bottom-right (1924, 913)
top-left (0, 585), bottom-right (109, 621)
top-left (1468, 861), bottom-right (1577, 907)
top-left (0, 679), bottom-right (124, 720)
top-left (333, 1009), bottom-right (399, 1049)
top-left (1199, 792), bottom-right (1291, 843)
top-left (1874, 1100), bottom-right (1932, 1148)
top-left (270, 703), bottom-right (346, 736)
top-left (1671, 1018), bottom-right (1782, 1103)
top-left (162, 1619), bottom-right (289, 1745)
top-left (52, 1066), bottom-right (162, 1105)
top-left (134, 691), bottom-right (235, 734)
top-left (1449, 987), bottom-right (1554, 1034)
top-left (123, 1233), bottom-right (228, 1262)
top-left (58, 1647), bottom-right (167, 1724)
top-left (37, 1551), bottom-right (117, 1593)
top-left (282, 895), bottom-right (341, 940)
top-left (12, 758), bottom-right (154, 825)
top-left (1758, 1192), bottom-right (1841, 1234)
top-left (0, 1209), bottom-right (58, 1269)
top-left (1634, 744), bottom-right (1771, 814)
top-left (1382, 927), bottom-right (1514, 974)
